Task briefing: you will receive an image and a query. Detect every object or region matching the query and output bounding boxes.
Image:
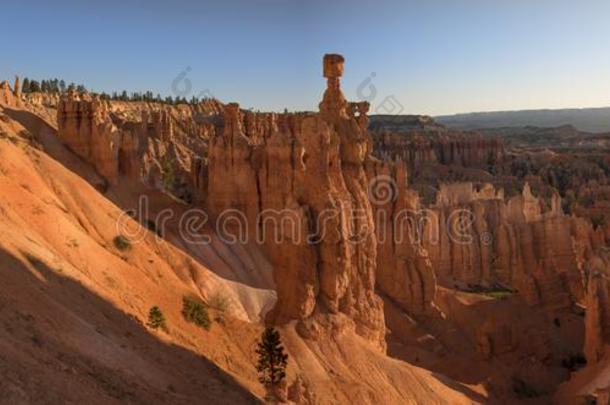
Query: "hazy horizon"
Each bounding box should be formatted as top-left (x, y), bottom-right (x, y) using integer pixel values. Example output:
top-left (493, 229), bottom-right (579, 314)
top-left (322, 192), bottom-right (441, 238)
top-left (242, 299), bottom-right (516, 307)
top-left (2, 0), bottom-right (610, 116)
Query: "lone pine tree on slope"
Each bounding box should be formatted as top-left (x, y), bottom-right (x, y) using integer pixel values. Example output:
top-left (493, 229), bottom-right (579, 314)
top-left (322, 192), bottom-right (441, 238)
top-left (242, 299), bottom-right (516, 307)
top-left (256, 327), bottom-right (289, 401)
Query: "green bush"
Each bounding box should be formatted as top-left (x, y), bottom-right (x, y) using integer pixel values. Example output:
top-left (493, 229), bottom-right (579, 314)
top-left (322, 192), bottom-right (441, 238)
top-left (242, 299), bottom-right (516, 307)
top-left (591, 213), bottom-right (606, 230)
top-left (483, 290), bottom-right (513, 300)
top-left (181, 296), bottom-right (210, 330)
top-left (160, 156), bottom-right (176, 191)
top-left (147, 306), bottom-right (168, 332)
top-left (113, 235), bottom-right (131, 251)
top-left (460, 283), bottom-right (514, 299)
top-left (512, 376), bottom-right (539, 398)
top-left (561, 352), bottom-right (587, 371)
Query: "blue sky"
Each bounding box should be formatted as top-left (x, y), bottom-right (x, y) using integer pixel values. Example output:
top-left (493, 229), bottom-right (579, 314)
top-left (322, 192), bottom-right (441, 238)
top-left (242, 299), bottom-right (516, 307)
top-left (1, 0), bottom-right (610, 115)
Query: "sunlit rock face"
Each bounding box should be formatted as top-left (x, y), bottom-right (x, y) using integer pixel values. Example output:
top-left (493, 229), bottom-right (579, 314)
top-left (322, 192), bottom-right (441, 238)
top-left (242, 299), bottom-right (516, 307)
top-left (0, 78), bottom-right (22, 108)
top-left (57, 91), bottom-right (218, 197)
top-left (206, 54), bottom-right (387, 350)
top-left (370, 124), bottom-right (505, 173)
top-left (420, 182), bottom-right (598, 310)
top-left (364, 158), bottom-right (438, 316)
top-left (584, 251), bottom-right (610, 365)
top-left (57, 91), bottom-right (120, 184)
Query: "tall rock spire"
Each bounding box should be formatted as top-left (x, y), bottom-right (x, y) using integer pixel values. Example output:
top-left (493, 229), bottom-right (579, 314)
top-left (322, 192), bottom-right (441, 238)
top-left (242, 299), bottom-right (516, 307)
top-left (13, 75), bottom-right (21, 99)
top-left (319, 54), bottom-right (348, 123)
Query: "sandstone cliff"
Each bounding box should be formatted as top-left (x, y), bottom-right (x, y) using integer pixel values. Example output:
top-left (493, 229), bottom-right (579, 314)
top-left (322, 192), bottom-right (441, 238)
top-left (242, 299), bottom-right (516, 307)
top-left (0, 79), bottom-right (20, 107)
top-left (1, 88), bottom-right (485, 404)
top-left (57, 91), bottom-right (121, 184)
top-left (584, 250), bottom-right (610, 364)
top-left (371, 128), bottom-right (505, 172)
top-left (555, 250), bottom-right (610, 404)
top-left (364, 159), bottom-right (438, 316)
top-left (57, 92), bottom-right (218, 198)
top-left (422, 182), bottom-right (591, 310)
top-left (205, 54), bottom-right (386, 350)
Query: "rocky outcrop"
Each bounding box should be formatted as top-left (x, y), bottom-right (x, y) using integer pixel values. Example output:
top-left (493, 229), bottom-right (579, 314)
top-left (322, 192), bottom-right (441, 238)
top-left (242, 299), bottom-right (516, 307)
top-left (0, 80), bottom-right (18, 107)
top-left (365, 159), bottom-right (437, 315)
top-left (319, 54), bottom-right (348, 123)
top-left (24, 92), bottom-right (61, 109)
top-left (206, 54), bottom-right (386, 349)
top-left (13, 76), bottom-right (21, 100)
top-left (56, 92), bottom-right (217, 197)
top-left (57, 91), bottom-right (120, 184)
top-left (371, 129), bottom-right (505, 172)
top-left (422, 182), bottom-right (589, 310)
top-left (584, 251), bottom-right (610, 364)
top-left (369, 115), bottom-right (444, 133)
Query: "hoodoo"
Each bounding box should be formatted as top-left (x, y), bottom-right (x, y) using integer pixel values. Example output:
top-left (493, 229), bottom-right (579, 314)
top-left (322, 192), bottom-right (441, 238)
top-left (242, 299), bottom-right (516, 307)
top-left (206, 54), bottom-right (387, 350)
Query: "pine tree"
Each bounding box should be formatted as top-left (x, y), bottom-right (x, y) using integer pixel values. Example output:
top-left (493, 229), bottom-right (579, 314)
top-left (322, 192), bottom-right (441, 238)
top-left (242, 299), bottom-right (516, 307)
top-left (486, 151), bottom-right (497, 175)
top-left (147, 306), bottom-right (168, 332)
top-left (59, 80), bottom-right (66, 92)
top-left (22, 78), bottom-right (30, 94)
top-left (29, 80), bottom-right (41, 92)
top-left (181, 296), bottom-right (210, 329)
top-left (256, 327), bottom-right (288, 393)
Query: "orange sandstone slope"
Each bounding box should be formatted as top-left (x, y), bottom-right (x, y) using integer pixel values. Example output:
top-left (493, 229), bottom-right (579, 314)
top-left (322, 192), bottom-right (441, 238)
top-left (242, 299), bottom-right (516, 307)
top-left (0, 92), bottom-right (477, 402)
top-left (0, 111), bottom-right (264, 404)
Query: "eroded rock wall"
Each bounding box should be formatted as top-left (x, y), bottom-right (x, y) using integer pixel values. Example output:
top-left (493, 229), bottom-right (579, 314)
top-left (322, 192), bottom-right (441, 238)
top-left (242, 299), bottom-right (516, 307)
top-left (423, 182), bottom-right (592, 310)
top-left (584, 251), bottom-right (610, 364)
top-left (365, 159), bottom-right (437, 316)
top-left (57, 92), bottom-right (217, 198)
top-left (206, 55), bottom-right (386, 349)
top-left (57, 91), bottom-right (120, 184)
top-left (0, 79), bottom-right (21, 108)
top-left (372, 130), bottom-right (505, 171)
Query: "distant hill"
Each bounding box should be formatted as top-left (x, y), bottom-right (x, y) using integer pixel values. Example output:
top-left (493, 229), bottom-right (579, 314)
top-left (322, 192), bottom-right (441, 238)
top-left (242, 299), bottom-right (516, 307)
top-left (435, 107), bottom-right (610, 133)
top-left (479, 125), bottom-right (610, 150)
top-left (368, 114), bottom-right (445, 132)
